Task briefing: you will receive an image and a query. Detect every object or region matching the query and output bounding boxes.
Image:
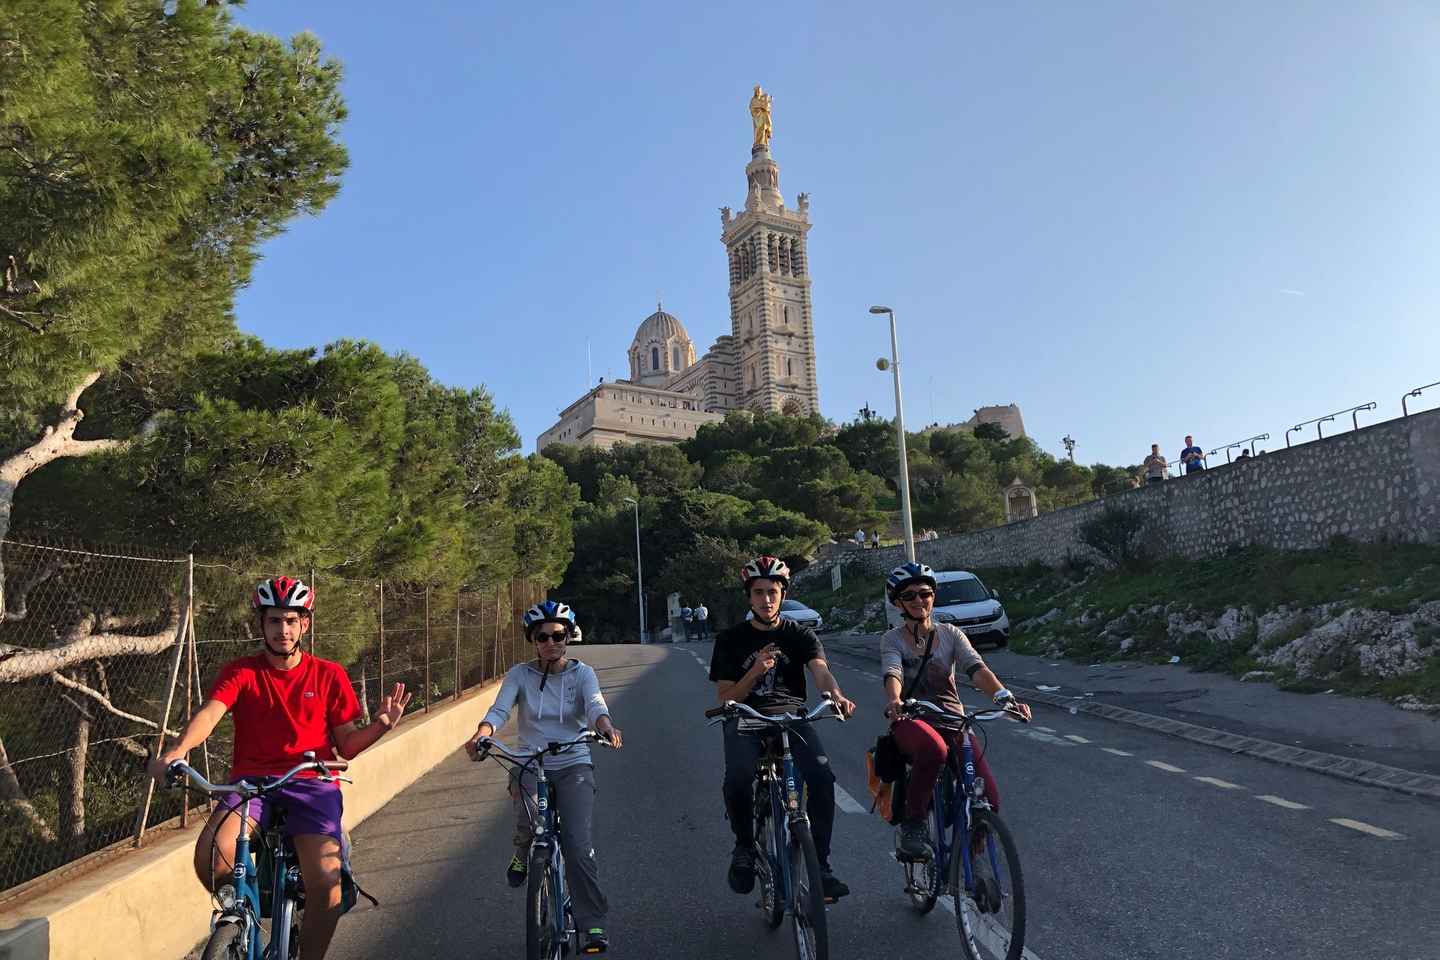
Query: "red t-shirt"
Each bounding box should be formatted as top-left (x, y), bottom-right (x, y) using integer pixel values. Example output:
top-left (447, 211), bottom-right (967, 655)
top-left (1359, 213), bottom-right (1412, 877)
top-left (209, 653), bottom-right (362, 779)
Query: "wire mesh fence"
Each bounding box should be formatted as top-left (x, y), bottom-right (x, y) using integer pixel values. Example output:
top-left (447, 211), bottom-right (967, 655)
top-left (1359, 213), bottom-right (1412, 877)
top-left (0, 536), bottom-right (544, 902)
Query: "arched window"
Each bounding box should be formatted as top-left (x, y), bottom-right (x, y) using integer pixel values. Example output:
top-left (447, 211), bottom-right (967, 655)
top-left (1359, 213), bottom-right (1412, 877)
top-left (651, 346), bottom-right (660, 370)
top-left (783, 305), bottom-right (789, 325)
top-left (673, 346), bottom-right (682, 369)
top-left (786, 358), bottom-right (793, 376)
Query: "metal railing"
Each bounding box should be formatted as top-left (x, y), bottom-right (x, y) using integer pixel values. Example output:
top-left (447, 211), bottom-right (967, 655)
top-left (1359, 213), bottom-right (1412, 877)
top-left (0, 536), bottom-right (546, 902)
top-left (1403, 381), bottom-right (1440, 417)
top-left (1286, 402), bottom-right (1376, 446)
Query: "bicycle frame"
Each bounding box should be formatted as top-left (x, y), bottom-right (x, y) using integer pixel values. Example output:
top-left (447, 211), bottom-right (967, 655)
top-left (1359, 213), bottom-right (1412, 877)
top-left (757, 727), bottom-right (808, 918)
top-left (528, 756), bottom-right (573, 949)
top-left (221, 807), bottom-right (298, 960)
top-left (933, 732), bottom-right (998, 897)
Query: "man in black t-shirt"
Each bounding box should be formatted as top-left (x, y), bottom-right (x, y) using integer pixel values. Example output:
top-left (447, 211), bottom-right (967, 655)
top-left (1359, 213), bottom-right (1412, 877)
top-left (709, 555), bottom-right (857, 902)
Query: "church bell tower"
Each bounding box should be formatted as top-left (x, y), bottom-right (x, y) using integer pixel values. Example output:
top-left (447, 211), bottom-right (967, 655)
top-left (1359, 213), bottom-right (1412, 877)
top-left (719, 85), bottom-right (819, 415)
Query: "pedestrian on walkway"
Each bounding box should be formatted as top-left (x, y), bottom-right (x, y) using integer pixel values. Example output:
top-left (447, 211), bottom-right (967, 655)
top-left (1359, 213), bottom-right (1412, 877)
top-left (870, 530), bottom-right (882, 550)
top-left (1180, 435), bottom-right (1206, 474)
top-left (681, 605), bottom-right (694, 642)
top-left (694, 602), bottom-right (710, 640)
top-left (1143, 443), bottom-right (1168, 484)
top-left (855, 528), bottom-right (867, 550)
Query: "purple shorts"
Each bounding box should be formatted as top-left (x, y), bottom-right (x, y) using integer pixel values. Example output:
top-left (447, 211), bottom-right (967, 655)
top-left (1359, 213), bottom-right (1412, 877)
top-left (219, 778), bottom-right (344, 842)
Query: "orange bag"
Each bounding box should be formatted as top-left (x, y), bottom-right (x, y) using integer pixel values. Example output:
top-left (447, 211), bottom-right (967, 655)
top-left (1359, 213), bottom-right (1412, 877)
top-left (864, 748), bottom-right (893, 821)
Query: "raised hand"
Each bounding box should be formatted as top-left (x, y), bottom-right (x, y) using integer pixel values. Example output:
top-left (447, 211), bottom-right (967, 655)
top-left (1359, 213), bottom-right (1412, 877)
top-left (377, 682), bottom-right (413, 730)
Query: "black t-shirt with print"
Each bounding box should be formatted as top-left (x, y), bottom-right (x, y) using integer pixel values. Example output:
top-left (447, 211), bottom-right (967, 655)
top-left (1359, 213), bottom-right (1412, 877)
top-left (709, 619), bottom-right (824, 715)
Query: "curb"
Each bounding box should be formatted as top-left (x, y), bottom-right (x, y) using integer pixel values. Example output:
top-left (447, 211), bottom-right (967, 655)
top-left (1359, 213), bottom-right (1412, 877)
top-left (821, 638), bottom-right (1440, 803)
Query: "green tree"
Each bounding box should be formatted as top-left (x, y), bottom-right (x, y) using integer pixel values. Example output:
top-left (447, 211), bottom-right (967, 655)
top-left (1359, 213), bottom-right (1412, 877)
top-left (1, 1), bottom-right (348, 549)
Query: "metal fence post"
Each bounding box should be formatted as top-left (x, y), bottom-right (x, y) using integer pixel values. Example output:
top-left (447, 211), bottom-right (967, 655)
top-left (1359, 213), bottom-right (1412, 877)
top-left (309, 566), bottom-right (317, 656)
top-left (377, 579), bottom-right (385, 698)
top-left (424, 586), bottom-right (431, 713)
top-left (133, 555), bottom-right (192, 847)
top-left (454, 590), bottom-right (462, 699)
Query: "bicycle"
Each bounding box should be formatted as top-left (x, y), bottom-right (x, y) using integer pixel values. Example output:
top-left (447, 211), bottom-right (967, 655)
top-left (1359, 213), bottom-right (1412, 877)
top-left (471, 731), bottom-right (613, 960)
top-left (889, 698), bottom-right (1028, 960)
top-left (704, 695), bottom-right (845, 960)
top-left (162, 754), bottom-right (351, 960)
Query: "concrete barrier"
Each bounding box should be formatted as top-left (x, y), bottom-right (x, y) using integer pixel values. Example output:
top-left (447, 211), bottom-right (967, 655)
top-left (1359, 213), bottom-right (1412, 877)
top-left (0, 682), bottom-right (501, 960)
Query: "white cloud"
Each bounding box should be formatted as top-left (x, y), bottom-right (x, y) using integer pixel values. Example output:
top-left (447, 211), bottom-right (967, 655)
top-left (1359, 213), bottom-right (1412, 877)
top-left (1278, 288), bottom-right (1306, 297)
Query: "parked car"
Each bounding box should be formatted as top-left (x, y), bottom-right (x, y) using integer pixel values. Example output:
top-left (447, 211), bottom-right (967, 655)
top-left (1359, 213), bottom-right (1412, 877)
top-left (746, 598), bottom-right (824, 631)
top-left (884, 569), bottom-right (1010, 647)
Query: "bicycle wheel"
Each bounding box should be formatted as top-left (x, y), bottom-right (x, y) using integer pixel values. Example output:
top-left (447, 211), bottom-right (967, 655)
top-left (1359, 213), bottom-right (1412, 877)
top-left (271, 895), bottom-right (300, 960)
top-left (526, 849), bottom-right (561, 960)
top-left (902, 813), bottom-right (940, 914)
top-left (951, 808), bottom-right (1026, 960)
top-left (787, 820), bottom-right (829, 960)
top-left (200, 923), bottom-right (244, 960)
top-left (754, 797), bottom-right (783, 930)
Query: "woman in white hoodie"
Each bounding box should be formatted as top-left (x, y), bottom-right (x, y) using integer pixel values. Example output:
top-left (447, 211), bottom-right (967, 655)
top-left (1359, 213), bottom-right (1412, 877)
top-left (464, 600), bottom-right (623, 955)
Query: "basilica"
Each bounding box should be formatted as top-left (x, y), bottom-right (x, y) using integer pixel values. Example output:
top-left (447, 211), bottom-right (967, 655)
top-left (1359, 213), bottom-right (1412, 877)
top-left (537, 87), bottom-right (820, 450)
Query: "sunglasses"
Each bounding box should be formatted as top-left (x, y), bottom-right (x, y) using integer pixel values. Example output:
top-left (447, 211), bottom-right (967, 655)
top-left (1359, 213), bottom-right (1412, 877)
top-left (535, 632), bottom-right (569, 643)
top-left (897, 589), bottom-right (935, 602)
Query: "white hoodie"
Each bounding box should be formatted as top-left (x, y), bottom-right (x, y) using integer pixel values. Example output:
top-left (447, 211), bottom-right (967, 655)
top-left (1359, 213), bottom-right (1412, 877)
top-left (482, 658), bottom-right (611, 769)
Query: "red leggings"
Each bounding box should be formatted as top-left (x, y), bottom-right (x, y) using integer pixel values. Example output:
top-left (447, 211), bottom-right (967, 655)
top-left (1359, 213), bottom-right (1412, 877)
top-left (890, 718), bottom-right (1001, 821)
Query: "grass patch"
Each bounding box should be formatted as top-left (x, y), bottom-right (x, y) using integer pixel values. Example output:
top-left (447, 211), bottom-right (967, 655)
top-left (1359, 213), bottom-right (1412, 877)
top-left (793, 561), bottom-right (887, 632)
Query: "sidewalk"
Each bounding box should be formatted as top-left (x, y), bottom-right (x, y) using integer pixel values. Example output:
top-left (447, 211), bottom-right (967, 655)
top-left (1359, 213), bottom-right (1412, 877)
top-left (821, 632), bottom-right (1440, 796)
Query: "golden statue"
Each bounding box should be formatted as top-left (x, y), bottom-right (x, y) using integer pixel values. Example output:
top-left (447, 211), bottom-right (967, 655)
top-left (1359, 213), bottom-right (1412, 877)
top-left (750, 84), bottom-right (773, 148)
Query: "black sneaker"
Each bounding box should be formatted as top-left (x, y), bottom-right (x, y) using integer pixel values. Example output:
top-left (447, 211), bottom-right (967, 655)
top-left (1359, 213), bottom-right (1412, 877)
top-left (897, 819), bottom-right (931, 862)
top-left (580, 928), bottom-right (608, 955)
top-left (506, 852), bottom-right (528, 888)
top-left (728, 845), bottom-right (756, 894)
top-left (821, 868), bottom-right (849, 902)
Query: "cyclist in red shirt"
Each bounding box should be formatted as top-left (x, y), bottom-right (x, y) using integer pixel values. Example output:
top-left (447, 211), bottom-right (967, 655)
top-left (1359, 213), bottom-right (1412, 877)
top-left (148, 577), bottom-right (412, 960)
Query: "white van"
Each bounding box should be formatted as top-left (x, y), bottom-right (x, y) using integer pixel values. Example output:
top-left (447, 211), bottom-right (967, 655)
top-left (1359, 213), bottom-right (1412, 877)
top-left (884, 569), bottom-right (1010, 647)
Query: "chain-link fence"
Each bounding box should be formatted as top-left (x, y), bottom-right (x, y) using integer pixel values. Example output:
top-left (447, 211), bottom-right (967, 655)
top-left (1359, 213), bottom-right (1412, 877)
top-left (0, 537), bottom-right (544, 903)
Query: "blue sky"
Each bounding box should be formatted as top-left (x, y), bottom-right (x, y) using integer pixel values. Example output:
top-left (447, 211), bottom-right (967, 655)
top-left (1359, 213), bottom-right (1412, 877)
top-left (233, 1), bottom-right (1440, 468)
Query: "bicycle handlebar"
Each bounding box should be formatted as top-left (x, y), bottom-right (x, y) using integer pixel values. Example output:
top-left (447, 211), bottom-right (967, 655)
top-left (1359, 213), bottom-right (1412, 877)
top-left (164, 756), bottom-right (349, 796)
top-left (891, 698), bottom-right (1028, 725)
top-left (471, 730), bottom-right (613, 764)
top-left (704, 693), bottom-right (845, 726)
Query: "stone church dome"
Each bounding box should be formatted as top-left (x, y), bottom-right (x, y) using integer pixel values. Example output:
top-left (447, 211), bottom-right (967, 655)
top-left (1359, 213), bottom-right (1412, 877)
top-left (628, 303), bottom-right (697, 387)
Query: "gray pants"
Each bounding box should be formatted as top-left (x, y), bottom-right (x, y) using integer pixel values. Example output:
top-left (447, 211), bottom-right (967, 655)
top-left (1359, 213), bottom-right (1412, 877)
top-left (510, 764), bottom-right (608, 932)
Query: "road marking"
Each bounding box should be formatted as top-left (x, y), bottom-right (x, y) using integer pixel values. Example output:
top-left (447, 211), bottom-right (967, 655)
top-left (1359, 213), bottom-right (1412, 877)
top-left (1013, 729), bottom-right (1078, 747)
top-left (1035, 726), bottom-right (1056, 733)
top-left (1193, 776), bottom-right (1244, 790)
top-left (938, 897), bottom-right (1044, 959)
top-left (1063, 734), bottom-right (1091, 744)
top-left (833, 784), bottom-right (867, 815)
top-left (1100, 748), bottom-right (1133, 757)
top-left (1329, 818), bottom-right (1405, 840)
top-left (1256, 795), bottom-right (1310, 811)
top-left (1146, 760), bottom-right (1186, 773)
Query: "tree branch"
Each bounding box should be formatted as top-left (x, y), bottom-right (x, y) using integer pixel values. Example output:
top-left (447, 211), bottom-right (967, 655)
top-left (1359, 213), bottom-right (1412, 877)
top-left (49, 670), bottom-right (179, 736)
top-left (0, 607), bottom-right (183, 683)
top-left (0, 732), bottom-right (57, 843)
top-left (1, 552), bottom-right (65, 623)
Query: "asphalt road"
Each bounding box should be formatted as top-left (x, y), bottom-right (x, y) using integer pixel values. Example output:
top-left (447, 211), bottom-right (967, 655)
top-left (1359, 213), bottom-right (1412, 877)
top-left (327, 643), bottom-right (1440, 960)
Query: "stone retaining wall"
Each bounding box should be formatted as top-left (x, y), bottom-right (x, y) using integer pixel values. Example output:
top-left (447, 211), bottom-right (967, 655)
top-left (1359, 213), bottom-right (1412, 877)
top-left (797, 407), bottom-right (1440, 585)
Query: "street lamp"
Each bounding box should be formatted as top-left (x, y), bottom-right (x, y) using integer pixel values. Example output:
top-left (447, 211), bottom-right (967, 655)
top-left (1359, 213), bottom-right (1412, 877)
top-left (622, 496), bottom-right (646, 643)
top-left (869, 305), bottom-right (916, 562)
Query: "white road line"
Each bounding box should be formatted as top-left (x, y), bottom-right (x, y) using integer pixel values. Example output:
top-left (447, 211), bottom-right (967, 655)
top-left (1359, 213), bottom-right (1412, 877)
top-left (1100, 747), bottom-right (1133, 757)
top-left (1329, 818), bottom-right (1405, 840)
top-left (833, 784), bottom-right (867, 815)
top-left (1193, 776), bottom-right (1244, 790)
top-left (938, 898), bottom-right (1044, 959)
top-left (1256, 795), bottom-right (1310, 811)
top-left (1013, 729), bottom-right (1078, 747)
top-left (1146, 760), bottom-right (1186, 773)
top-left (1063, 734), bottom-right (1091, 744)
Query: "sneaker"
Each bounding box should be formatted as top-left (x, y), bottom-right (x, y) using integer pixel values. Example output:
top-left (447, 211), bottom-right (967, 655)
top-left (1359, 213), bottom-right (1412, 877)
top-left (506, 853), bottom-right (528, 888)
top-left (897, 819), bottom-right (931, 862)
top-left (820, 868), bottom-right (849, 902)
top-left (727, 845), bottom-right (756, 894)
top-left (580, 928), bottom-right (608, 955)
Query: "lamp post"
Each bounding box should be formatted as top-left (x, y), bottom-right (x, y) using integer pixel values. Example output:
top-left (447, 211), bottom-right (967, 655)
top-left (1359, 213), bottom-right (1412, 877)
top-left (869, 305), bottom-right (916, 563)
top-left (622, 496), bottom-right (646, 643)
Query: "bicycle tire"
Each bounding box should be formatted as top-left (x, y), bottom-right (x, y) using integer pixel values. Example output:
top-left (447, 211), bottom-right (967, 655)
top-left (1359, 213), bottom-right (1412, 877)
top-left (951, 808), bottom-right (1026, 960)
top-left (525, 849), bottom-right (561, 960)
top-left (200, 923), bottom-right (244, 960)
top-left (754, 803), bottom-right (783, 929)
top-left (787, 821), bottom-right (829, 960)
top-left (272, 895), bottom-right (300, 960)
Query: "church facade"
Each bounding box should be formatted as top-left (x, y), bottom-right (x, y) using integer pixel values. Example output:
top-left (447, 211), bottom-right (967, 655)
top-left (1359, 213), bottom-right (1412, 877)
top-left (537, 89), bottom-right (819, 451)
